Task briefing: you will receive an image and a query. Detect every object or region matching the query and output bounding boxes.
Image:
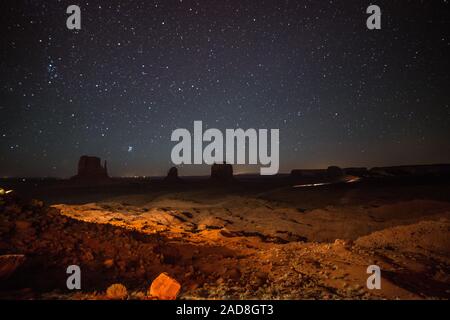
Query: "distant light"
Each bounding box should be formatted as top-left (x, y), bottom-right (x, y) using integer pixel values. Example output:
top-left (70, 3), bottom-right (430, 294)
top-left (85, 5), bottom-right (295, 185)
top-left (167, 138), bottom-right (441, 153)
top-left (293, 182), bottom-right (331, 188)
top-left (0, 188), bottom-right (13, 195)
top-left (293, 177), bottom-right (361, 188)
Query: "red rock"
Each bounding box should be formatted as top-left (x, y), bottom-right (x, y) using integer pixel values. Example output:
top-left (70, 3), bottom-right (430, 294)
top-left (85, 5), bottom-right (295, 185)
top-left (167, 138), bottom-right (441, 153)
top-left (103, 259), bottom-right (114, 269)
top-left (148, 273), bottom-right (181, 300)
top-left (106, 283), bottom-right (128, 300)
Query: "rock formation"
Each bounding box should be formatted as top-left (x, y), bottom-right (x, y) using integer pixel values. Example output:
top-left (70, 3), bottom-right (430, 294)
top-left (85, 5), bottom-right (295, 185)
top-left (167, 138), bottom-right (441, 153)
top-left (344, 167), bottom-right (368, 177)
top-left (71, 155), bottom-right (109, 181)
top-left (326, 166), bottom-right (344, 180)
top-left (369, 164), bottom-right (450, 177)
top-left (210, 162), bottom-right (233, 182)
top-left (164, 167), bottom-right (181, 182)
top-left (290, 167), bottom-right (345, 182)
top-left (290, 169), bottom-right (326, 179)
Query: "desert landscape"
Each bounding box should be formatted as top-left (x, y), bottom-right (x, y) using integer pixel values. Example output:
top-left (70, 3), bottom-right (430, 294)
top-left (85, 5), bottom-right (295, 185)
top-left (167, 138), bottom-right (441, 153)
top-left (1, 0), bottom-right (449, 309)
top-left (1, 159), bottom-right (449, 300)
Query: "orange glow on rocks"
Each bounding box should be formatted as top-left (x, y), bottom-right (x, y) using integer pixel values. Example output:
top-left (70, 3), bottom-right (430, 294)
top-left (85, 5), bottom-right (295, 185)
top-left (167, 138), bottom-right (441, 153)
top-left (149, 273), bottom-right (181, 300)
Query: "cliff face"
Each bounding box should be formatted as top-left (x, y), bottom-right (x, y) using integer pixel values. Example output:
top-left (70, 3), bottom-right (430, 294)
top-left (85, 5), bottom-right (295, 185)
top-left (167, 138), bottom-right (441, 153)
top-left (71, 156), bottom-right (109, 181)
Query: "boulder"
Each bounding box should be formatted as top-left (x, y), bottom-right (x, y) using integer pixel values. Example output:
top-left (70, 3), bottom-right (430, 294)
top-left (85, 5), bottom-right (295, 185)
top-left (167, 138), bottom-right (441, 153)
top-left (106, 283), bottom-right (128, 300)
top-left (103, 259), bottom-right (114, 269)
top-left (148, 272), bottom-right (181, 300)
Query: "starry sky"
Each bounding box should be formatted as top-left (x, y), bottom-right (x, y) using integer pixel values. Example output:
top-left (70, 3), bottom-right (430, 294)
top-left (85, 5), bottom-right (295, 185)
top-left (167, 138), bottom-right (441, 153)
top-left (1, 0), bottom-right (449, 177)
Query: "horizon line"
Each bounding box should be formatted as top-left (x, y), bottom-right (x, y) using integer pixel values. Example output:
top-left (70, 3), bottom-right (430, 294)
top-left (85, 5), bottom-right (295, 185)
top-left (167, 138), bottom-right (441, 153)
top-left (2, 162), bottom-right (450, 180)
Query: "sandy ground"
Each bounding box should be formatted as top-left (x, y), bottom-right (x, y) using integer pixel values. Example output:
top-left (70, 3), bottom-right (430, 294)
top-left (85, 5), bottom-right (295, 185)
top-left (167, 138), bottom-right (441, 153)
top-left (1, 179), bottom-right (450, 299)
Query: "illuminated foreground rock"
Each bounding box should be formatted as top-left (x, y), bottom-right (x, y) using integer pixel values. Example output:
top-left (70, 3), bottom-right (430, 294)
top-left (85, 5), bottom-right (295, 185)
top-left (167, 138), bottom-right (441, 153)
top-left (149, 273), bottom-right (181, 300)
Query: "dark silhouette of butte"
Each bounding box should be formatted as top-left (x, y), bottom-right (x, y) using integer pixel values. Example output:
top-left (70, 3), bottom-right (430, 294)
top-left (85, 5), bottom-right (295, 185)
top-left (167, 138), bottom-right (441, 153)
top-left (290, 164), bottom-right (450, 181)
top-left (210, 162), bottom-right (233, 182)
top-left (71, 155), bottom-right (109, 181)
top-left (326, 166), bottom-right (344, 180)
top-left (290, 165), bottom-right (344, 180)
top-left (164, 167), bottom-right (181, 182)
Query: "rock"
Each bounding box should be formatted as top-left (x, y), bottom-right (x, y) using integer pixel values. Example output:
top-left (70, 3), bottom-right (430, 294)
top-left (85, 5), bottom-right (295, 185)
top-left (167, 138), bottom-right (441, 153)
top-left (106, 283), bottom-right (128, 300)
top-left (290, 169), bottom-right (326, 179)
top-left (103, 259), bottom-right (114, 269)
top-left (0, 254), bottom-right (26, 280)
top-left (180, 211), bottom-right (193, 218)
top-left (327, 166), bottom-right (344, 180)
top-left (210, 162), bottom-right (233, 182)
top-left (71, 155), bottom-right (109, 181)
top-left (148, 272), bottom-right (181, 300)
top-left (131, 291), bottom-right (146, 300)
top-left (164, 167), bottom-right (181, 182)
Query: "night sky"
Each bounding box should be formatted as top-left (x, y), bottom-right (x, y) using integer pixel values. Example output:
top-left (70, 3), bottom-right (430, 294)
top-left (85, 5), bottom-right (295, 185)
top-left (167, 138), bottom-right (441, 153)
top-left (1, 0), bottom-right (449, 177)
